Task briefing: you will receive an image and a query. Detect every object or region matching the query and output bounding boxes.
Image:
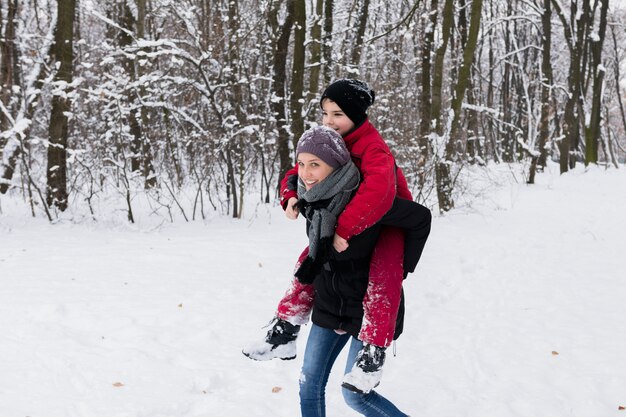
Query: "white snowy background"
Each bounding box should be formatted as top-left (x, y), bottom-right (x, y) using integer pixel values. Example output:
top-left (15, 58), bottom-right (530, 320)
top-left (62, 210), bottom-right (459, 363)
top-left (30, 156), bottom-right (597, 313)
top-left (1, 163), bottom-right (625, 417)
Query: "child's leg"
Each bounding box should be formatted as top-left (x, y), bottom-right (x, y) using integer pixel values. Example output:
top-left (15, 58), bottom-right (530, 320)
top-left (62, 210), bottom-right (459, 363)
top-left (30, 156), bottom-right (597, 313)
top-left (243, 247), bottom-right (315, 361)
top-left (300, 324), bottom-right (350, 417)
top-left (276, 246), bottom-right (316, 325)
top-left (359, 226), bottom-right (404, 347)
top-left (341, 337), bottom-right (409, 417)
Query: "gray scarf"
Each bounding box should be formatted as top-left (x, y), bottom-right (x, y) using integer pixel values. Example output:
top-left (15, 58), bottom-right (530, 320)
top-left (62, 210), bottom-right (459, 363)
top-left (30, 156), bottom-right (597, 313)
top-left (295, 161), bottom-right (360, 283)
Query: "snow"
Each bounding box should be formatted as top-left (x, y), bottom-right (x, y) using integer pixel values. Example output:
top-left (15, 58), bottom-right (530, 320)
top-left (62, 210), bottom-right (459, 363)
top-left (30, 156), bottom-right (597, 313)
top-left (1, 164), bottom-right (626, 416)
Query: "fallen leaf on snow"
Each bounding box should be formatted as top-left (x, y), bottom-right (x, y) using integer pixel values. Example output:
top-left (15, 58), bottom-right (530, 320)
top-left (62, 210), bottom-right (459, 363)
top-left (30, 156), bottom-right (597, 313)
top-left (272, 386), bottom-right (282, 393)
top-left (112, 382), bottom-right (124, 387)
top-left (618, 406), bottom-right (625, 411)
top-left (551, 351), bottom-right (559, 355)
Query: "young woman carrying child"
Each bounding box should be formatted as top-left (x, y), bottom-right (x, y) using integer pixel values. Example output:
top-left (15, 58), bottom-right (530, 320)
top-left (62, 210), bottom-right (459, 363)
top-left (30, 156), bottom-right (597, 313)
top-left (244, 80), bottom-right (431, 416)
top-left (245, 125), bottom-right (429, 416)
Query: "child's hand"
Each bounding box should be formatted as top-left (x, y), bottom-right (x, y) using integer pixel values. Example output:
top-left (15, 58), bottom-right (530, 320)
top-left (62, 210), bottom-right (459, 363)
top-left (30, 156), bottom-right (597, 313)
top-left (285, 197), bottom-right (300, 219)
top-left (333, 233), bottom-right (349, 253)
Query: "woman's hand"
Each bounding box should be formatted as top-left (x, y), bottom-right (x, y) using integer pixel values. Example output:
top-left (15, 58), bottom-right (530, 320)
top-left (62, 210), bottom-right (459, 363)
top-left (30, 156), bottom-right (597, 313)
top-left (285, 197), bottom-right (300, 219)
top-left (333, 233), bottom-right (349, 253)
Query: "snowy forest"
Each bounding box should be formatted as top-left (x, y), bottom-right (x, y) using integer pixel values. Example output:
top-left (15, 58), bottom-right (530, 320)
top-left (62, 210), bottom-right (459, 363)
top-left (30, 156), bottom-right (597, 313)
top-left (1, 0), bottom-right (625, 222)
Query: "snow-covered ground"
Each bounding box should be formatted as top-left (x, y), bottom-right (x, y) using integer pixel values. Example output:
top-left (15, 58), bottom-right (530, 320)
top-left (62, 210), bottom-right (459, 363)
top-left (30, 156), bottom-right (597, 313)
top-left (1, 165), bottom-right (625, 417)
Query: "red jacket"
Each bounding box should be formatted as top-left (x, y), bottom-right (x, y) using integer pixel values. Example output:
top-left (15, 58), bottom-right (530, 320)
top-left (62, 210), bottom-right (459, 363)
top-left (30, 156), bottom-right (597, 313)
top-left (280, 121), bottom-right (413, 239)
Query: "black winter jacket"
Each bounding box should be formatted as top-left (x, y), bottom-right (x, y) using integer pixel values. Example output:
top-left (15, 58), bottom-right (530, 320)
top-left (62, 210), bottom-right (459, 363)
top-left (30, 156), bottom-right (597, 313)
top-left (305, 197), bottom-right (431, 341)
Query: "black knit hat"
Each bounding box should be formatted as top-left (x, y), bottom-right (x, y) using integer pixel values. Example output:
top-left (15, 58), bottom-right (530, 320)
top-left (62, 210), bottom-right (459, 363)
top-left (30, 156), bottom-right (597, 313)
top-left (320, 79), bottom-right (376, 127)
top-left (296, 126), bottom-right (351, 169)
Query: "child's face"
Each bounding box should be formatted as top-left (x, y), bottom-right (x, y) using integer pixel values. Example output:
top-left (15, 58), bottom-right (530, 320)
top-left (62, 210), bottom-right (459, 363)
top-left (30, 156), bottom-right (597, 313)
top-left (322, 99), bottom-right (355, 136)
top-left (297, 152), bottom-right (335, 190)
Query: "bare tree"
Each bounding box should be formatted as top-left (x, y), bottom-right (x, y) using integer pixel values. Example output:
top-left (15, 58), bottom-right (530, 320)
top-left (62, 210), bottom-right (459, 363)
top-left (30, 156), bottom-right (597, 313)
top-left (290, 0), bottom-right (306, 148)
top-left (417, 0), bottom-right (437, 185)
top-left (271, 0), bottom-right (297, 186)
top-left (436, 0), bottom-right (483, 212)
top-left (431, 0), bottom-right (454, 135)
top-left (46, 0), bottom-right (76, 210)
top-left (529, 0), bottom-right (554, 183)
top-left (584, 0), bottom-right (609, 165)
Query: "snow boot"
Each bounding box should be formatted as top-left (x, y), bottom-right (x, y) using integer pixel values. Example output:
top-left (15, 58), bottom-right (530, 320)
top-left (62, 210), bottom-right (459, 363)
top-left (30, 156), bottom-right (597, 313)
top-left (342, 343), bottom-right (386, 394)
top-left (242, 317), bottom-right (300, 361)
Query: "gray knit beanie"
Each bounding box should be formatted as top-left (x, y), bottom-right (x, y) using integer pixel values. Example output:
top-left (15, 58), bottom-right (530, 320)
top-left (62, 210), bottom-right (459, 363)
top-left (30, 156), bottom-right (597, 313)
top-left (296, 126), bottom-right (351, 169)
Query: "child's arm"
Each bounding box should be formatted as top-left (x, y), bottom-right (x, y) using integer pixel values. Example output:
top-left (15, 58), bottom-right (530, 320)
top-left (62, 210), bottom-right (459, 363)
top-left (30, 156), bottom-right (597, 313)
top-left (280, 165), bottom-right (299, 209)
top-left (335, 144), bottom-right (397, 241)
top-left (279, 165), bottom-right (301, 219)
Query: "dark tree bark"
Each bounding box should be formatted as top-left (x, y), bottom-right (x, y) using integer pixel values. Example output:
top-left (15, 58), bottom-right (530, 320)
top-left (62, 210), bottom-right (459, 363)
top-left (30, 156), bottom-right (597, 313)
top-left (436, 0), bottom-right (483, 213)
top-left (272, 0), bottom-right (296, 188)
top-left (611, 25), bottom-right (626, 145)
top-left (551, 0), bottom-right (583, 173)
top-left (431, 0), bottom-right (454, 135)
top-left (530, 0), bottom-right (554, 181)
top-left (0, 0), bottom-right (17, 134)
top-left (322, 0), bottom-right (334, 85)
top-left (46, 0), bottom-right (76, 210)
top-left (116, 1), bottom-right (143, 174)
top-left (307, 0), bottom-right (324, 112)
top-left (584, 0), bottom-right (608, 165)
top-left (290, 0), bottom-right (306, 148)
top-left (349, 0), bottom-right (370, 69)
top-left (135, 0), bottom-right (156, 187)
top-left (417, 0), bottom-right (438, 181)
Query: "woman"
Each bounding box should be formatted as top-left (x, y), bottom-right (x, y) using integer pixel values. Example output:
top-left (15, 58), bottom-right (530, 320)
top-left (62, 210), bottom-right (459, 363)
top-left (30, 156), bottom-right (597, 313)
top-left (244, 126), bottom-right (430, 417)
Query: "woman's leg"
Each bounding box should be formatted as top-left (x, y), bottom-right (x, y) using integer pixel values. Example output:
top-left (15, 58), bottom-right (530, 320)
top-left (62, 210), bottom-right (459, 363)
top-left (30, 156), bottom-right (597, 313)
top-left (300, 324), bottom-right (350, 417)
top-left (342, 337), bottom-right (409, 417)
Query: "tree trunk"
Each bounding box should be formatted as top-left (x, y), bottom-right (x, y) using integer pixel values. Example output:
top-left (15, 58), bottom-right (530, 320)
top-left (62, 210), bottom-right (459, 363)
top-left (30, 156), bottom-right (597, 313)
top-left (227, 0), bottom-right (243, 217)
top-left (448, 0), bottom-right (483, 155)
top-left (611, 25), bottom-right (626, 146)
top-left (349, 0), bottom-right (370, 70)
top-left (431, 0), bottom-right (454, 135)
top-left (290, 0), bottom-right (306, 148)
top-left (0, 0), bottom-right (17, 134)
top-left (273, 0), bottom-right (296, 187)
top-left (322, 0), bottom-right (334, 85)
top-left (117, 1), bottom-right (143, 174)
top-left (46, 0), bottom-right (76, 211)
top-left (307, 0), bottom-right (324, 113)
top-left (532, 0), bottom-right (554, 176)
top-left (501, 0), bottom-right (514, 162)
top-left (484, 0), bottom-right (497, 162)
top-left (437, 0), bottom-right (483, 213)
top-left (584, 0), bottom-right (608, 166)
top-left (1, 5), bottom-right (52, 195)
top-left (551, 0), bottom-right (584, 173)
top-left (136, 0), bottom-right (156, 188)
top-left (417, 0), bottom-right (437, 182)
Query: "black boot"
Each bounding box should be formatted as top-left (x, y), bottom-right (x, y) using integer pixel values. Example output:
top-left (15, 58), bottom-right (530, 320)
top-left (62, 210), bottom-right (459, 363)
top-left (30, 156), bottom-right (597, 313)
top-left (242, 318), bottom-right (301, 361)
top-left (342, 344), bottom-right (386, 394)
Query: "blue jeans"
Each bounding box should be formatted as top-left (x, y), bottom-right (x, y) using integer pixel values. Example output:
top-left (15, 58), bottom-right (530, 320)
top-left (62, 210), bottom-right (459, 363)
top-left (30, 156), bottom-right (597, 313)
top-left (299, 324), bottom-right (409, 417)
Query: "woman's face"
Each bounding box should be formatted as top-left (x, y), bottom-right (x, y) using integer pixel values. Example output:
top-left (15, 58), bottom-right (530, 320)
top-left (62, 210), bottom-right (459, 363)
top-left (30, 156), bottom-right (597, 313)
top-left (297, 152), bottom-right (335, 190)
top-left (321, 99), bottom-right (355, 136)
